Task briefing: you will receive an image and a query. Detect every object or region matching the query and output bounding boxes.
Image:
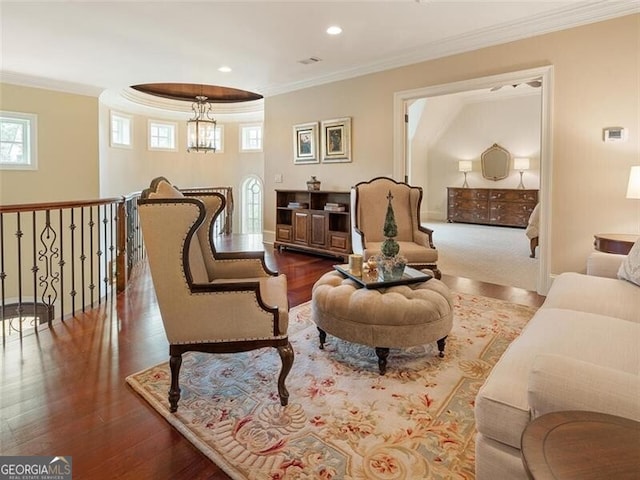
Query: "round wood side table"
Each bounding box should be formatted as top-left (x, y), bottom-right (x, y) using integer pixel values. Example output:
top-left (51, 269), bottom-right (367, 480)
top-left (521, 410), bottom-right (640, 480)
top-left (593, 233), bottom-right (638, 255)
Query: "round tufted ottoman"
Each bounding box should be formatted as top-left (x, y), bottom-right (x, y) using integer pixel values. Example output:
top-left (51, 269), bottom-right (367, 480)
top-left (311, 270), bottom-right (454, 375)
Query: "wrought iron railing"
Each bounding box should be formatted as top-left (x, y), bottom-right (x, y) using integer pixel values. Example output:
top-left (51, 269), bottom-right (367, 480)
top-left (0, 186), bottom-right (233, 344)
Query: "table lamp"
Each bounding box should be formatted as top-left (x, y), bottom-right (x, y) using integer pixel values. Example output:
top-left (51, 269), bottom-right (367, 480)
top-left (514, 157), bottom-right (530, 189)
top-left (458, 160), bottom-right (472, 188)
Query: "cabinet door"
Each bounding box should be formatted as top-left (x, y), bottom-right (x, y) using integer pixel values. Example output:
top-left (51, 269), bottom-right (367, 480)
top-left (310, 213), bottom-right (327, 247)
top-left (293, 211), bottom-right (309, 244)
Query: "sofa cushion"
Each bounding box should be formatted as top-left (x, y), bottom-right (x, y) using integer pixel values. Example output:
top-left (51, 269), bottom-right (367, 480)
top-left (475, 308), bottom-right (639, 449)
top-left (528, 354), bottom-right (640, 421)
top-left (543, 272), bottom-right (640, 323)
top-left (618, 239), bottom-right (640, 286)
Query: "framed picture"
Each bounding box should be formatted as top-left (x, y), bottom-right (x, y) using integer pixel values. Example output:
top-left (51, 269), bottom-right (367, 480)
top-left (293, 122), bottom-right (319, 164)
top-left (321, 117), bottom-right (351, 163)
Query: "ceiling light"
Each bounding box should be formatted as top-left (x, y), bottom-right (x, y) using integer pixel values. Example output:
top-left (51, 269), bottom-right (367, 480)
top-left (218, 66), bottom-right (232, 73)
top-left (187, 96), bottom-right (216, 153)
top-left (326, 26), bottom-right (342, 35)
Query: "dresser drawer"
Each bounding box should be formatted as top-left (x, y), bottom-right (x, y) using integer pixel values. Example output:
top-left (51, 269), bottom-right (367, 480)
top-left (448, 209), bottom-right (490, 223)
top-left (489, 189), bottom-right (538, 203)
top-left (448, 198), bottom-right (489, 212)
top-left (448, 188), bottom-right (489, 201)
top-left (489, 202), bottom-right (534, 227)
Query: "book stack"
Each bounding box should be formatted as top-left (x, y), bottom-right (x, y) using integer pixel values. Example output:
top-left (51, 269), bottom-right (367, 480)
top-left (287, 202), bottom-right (309, 209)
top-left (324, 202), bottom-right (346, 212)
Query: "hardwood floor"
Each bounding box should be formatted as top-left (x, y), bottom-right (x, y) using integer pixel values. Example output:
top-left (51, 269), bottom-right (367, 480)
top-left (0, 244), bottom-right (544, 479)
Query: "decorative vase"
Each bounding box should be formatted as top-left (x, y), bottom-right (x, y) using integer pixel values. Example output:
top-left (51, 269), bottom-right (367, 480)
top-left (307, 176), bottom-right (321, 191)
top-left (379, 260), bottom-right (406, 281)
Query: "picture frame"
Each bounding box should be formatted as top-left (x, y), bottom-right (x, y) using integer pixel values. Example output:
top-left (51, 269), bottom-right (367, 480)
top-left (293, 122), bottom-right (319, 164)
top-left (321, 117), bottom-right (351, 163)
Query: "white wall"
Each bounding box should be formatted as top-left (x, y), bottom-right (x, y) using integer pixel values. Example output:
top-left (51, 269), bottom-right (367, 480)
top-left (97, 102), bottom-right (265, 227)
top-left (98, 103), bottom-right (264, 196)
top-left (414, 92), bottom-right (542, 220)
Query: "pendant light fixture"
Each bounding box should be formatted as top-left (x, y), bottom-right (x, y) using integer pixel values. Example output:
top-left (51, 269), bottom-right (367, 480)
top-left (187, 95), bottom-right (216, 153)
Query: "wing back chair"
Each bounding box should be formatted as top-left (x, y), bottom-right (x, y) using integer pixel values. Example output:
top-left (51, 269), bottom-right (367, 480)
top-left (137, 177), bottom-right (293, 412)
top-left (351, 176), bottom-right (440, 278)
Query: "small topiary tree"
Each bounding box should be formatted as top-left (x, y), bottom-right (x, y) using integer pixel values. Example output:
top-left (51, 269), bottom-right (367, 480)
top-left (381, 190), bottom-right (400, 258)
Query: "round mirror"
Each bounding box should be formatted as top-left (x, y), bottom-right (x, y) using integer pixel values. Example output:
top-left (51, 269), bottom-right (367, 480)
top-left (481, 143), bottom-right (511, 181)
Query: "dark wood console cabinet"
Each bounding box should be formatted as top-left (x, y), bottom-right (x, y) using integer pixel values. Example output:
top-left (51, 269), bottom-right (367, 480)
top-left (275, 189), bottom-right (352, 260)
top-left (447, 187), bottom-right (538, 228)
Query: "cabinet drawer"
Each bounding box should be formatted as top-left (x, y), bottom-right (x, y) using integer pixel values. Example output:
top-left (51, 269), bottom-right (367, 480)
top-left (276, 225), bottom-right (293, 242)
top-left (328, 232), bottom-right (349, 252)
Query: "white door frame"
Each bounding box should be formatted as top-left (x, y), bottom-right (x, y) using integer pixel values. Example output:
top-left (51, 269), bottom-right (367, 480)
top-left (392, 65), bottom-right (554, 294)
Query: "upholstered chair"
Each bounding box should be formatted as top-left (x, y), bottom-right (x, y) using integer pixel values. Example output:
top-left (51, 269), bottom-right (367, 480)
top-left (351, 177), bottom-right (440, 278)
top-left (137, 177), bottom-right (293, 412)
top-left (525, 202), bottom-right (540, 258)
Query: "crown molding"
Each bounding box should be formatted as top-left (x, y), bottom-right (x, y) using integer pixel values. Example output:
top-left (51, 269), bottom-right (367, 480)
top-left (263, 1), bottom-right (639, 96)
top-left (0, 71), bottom-right (104, 97)
top-left (2, 2), bottom-right (637, 101)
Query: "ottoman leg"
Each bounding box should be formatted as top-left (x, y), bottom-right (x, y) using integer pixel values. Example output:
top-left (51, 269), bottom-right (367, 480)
top-left (437, 335), bottom-right (448, 358)
top-left (375, 347), bottom-right (389, 375)
top-left (317, 327), bottom-right (327, 350)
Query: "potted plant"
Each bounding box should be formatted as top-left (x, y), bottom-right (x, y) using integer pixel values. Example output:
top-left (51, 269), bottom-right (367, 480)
top-left (378, 190), bottom-right (406, 280)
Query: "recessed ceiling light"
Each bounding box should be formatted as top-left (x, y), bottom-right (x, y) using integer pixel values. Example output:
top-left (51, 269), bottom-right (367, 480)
top-left (326, 26), bottom-right (342, 35)
top-left (218, 66), bottom-right (232, 73)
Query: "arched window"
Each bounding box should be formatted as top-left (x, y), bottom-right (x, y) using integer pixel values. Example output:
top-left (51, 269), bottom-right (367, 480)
top-left (241, 175), bottom-right (263, 234)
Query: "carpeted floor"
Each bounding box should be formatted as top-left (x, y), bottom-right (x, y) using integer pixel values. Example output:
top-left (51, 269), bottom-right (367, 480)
top-left (425, 221), bottom-right (539, 291)
top-left (127, 295), bottom-right (537, 480)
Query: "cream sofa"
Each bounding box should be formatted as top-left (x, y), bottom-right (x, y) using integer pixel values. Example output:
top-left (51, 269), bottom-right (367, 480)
top-left (474, 251), bottom-right (640, 479)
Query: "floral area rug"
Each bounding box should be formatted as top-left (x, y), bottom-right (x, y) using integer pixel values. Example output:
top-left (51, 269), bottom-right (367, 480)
top-left (126, 292), bottom-right (537, 480)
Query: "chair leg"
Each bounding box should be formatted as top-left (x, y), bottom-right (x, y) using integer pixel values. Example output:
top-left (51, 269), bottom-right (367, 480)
top-left (437, 335), bottom-right (447, 358)
top-left (168, 353), bottom-right (182, 413)
top-left (276, 342), bottom-right (294, 406)
top-left (375, 347), bottom-right (390, 375)
top-left (530, 237), bottom-right (539, 258)
top-left (432, 267), bottom-right (442, 280)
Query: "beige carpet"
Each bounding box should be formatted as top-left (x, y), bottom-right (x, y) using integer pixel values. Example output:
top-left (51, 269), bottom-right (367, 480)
top-left (426, 221), bottom-right (539, 291)
top-left (127, 295), bottom-right (537, 479)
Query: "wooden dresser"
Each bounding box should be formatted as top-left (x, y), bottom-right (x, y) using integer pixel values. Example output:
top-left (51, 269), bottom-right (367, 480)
top-left (447, 187), bottom-right (538, 228)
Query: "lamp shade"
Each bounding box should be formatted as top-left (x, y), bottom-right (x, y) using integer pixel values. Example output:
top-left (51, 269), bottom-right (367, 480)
top-left (513, 157), bottom-right (530, 171)
top-left (627, 166), bottom-right (640, 199)
top-left (458, 160), bottom-right (473, 172)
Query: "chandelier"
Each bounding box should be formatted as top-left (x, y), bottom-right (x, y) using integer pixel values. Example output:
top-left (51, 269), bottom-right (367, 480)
top-left (187, 95), bottom-right (216, 153)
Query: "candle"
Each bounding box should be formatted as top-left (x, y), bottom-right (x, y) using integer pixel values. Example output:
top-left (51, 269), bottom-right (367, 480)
top-left (349, 254), bottom-right (363, 276)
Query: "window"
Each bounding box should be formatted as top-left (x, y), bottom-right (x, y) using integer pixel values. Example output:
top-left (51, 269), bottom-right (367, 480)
top-left (148, 120), bottom-right (177, 151)
top-left (241, 175), bottom-right (263, 234)
top-left (110, 111), bottom-right (132, 147)
top-left (240, 124), bottom-right (263, 152)
top-left (214, 125), bottom-right (224, 153)
top-left (0, 111), bottom-right (37, 170)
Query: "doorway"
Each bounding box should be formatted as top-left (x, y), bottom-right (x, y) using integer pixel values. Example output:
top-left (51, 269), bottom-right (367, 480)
top-left (393, 66), bottom-right (553, 294)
